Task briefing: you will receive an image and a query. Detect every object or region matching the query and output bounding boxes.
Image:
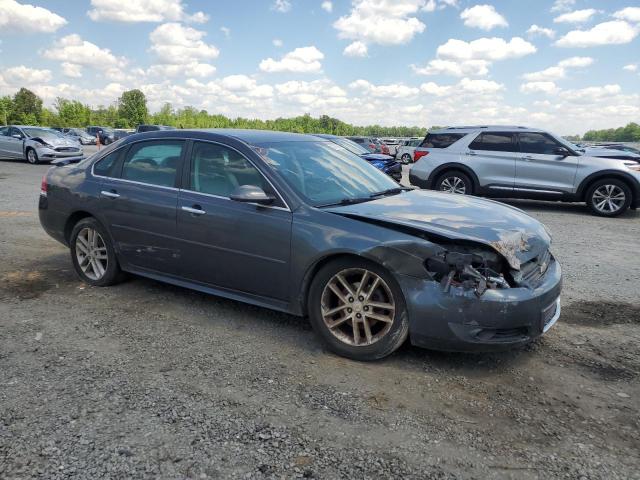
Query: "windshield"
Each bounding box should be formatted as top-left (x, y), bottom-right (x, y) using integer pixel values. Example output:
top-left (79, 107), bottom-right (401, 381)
top-left (23, 128), bottom-right (65, 139)
top-left (550, 133), bottom-right (581, 152)
top-left (329, 137), bottom-right (370, 155)
top-left (254, 141), bottom-right (398, 206)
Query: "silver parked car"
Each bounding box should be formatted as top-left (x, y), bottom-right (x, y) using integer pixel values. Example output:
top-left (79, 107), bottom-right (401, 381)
top-left (409, 126), bottom-right (640, 217)
top-left (56, 127), bottom-right (96, 145)
top-left (395, 138), bottom-right (421, 164)
top-left (0, 126), bottom-right (83, 164)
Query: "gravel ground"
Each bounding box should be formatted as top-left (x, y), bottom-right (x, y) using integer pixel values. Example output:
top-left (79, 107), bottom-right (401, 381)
top-left (1, 157), bottom-right (639, 479)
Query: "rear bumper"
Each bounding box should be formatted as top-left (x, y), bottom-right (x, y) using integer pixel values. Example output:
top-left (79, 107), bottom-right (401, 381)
top-left (409, 171), bottom-right (429, 189)
top-left (398, 258), bottom-right (562, 352)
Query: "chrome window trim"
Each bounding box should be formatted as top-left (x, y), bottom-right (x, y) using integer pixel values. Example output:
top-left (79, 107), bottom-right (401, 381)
top-left (183, 138), bottom-right (291, 212)
top-left (177, 188), bottom-right (290, 212)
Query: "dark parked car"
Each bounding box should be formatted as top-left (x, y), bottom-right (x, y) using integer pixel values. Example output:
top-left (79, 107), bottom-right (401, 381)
top-left (86, 126), bottom-right (115, 145)
top-left (113, 129), bottom-right (133, 141)
top-left (314, 134), bottom-right (401, 181)
top-left (136, 125), bottom-right (176, 133)
top-left (39, 129), bottom-right (561, 360)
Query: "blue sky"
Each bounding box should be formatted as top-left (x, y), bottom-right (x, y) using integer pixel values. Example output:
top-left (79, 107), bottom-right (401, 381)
top-left (0, 0), bottom-right (639, 134)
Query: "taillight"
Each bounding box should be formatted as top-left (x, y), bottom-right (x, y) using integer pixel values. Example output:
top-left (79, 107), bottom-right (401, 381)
top-left (40, 175), bottom-right (47, 196)
top-left (413, 150), bottom-right (429, 162)
top-left (369, 143), bottom-right (376, 150)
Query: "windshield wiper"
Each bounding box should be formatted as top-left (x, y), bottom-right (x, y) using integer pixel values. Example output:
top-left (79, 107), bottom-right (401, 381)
top-left (368, 187), bottom-right (412, 198)
top-left (316, 197), bottom-right (373, 208)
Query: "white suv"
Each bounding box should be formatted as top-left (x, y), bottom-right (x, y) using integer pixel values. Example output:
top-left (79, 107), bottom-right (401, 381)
top-left (409, 126), bottom-right (640, 217)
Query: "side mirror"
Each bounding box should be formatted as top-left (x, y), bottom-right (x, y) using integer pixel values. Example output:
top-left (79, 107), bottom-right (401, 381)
top-left (230, 185), bottom-right (275, 205)
top-left (11, 134), bottom-right (23, 139)
top-left (554, 147), bottom-right (570, 157)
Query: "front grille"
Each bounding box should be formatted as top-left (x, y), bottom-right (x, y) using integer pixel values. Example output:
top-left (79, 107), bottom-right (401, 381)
top-left (516, 249), bottom-right (551, 287)
top-left (55, 147), bottom-right (80, 152)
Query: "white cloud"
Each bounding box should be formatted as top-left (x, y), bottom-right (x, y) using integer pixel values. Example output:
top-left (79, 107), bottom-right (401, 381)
top-left (273, 39), bottom-right (283, 47)
top-left (43, 34), bottom-right (127, 71)
top-left (458, 77), bottom-right (503, 93)
top-left (349, 79), bottom-right (419, 98)
top-left (0, 0), bottom-right (67, 33)
top-left (460, 4), bottom-right (508, 31)
top-left (423, 0), bottom-right (458, 12)
top-left (334, 0), bottom-right (426, 46)
top-left (563, 84), bottom-right (622, 101)
top-left (61, 62), bottom-right (82, 78)
top-left (418, 77), bottom-right (503, 96)
top-left (220, 26), bottom-right (231, 38)
top-left (556, 20), bottom-right (639, 47)
top-left (411, 59), bottom-right (490, 77)
top-left (275, 79), bottom-right (348, 106)
top-left (623, 64), bottom-right (638, 72)
top-left (553, 8), bottom-right (598, 24)
top-left (272, 0), bottom-right (291, 12)
top-left (1, 65), bottom-right (52, 85)
top-left (259, 46), bottom-right (324, 73)
top-left (613, 7), bottom-right (640, 23)
top-left (321, 1), bottom-right (333, 12)
top-left (550, 0), bottom-right (575, 13)
top-left (343, 41), bottom-right (368, 57)
top-left (520, 81), bottom-right (560, 94)
top-left (419, 81), bottom-right (451, 96)
top-left (526, 25), bottom-right (555, 39)
top-left (148, 23), bottom-right (219, 77)
top-left (522, 56), bottom-right (593, 82)
top-left (87, 0), bottom-right (208, 23)
top-left (437, 36), bottom-right (536, 61)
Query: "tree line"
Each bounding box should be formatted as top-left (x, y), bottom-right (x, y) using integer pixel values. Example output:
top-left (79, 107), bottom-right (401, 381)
top-left (582, 123), bottom-right (640, 142)
top-left (0, 87), bottom-right (427, 138)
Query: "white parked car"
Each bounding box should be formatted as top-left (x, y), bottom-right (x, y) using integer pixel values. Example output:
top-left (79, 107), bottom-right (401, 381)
top-left (395, 138), bottom-right (421, 164)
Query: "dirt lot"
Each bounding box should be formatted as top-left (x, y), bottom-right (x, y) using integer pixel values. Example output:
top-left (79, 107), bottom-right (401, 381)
top-left (1, 157), bottom-right (639, 479)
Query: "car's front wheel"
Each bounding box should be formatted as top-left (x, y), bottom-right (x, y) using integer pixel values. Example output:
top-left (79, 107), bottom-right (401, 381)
top-left (25, 148), bottom-right (39, 165)
top-left (400, 153), bottom-right (412, 164)
top-left (435, 171), bottom-right (472, 195)
top-left (70, 218), bottom-right (124, 286)
top-left (308, 258), bottom-right (409, 361)
top-left (586, 178), bottom-right (631, 217)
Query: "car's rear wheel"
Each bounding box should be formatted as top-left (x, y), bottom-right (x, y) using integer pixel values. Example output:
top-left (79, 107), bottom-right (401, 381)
top-left (435, 171), bottom-right (472, 195)
top-left (70, 218), bottom-right (123, 286)
top-left (26, 148), bottom-right (39, 165)
top-left (400, 153), bottom-right (412, 164)
top-left (586, 178), bottom-right (631, 217)
top-left (308, 258), bottom-right (409, 361)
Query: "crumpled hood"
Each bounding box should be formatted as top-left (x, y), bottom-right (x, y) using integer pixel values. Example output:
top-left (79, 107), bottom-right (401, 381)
top-left (327, 190), bottom-right (551, 270)
top-left (32, 135), bottom-right (77, 147)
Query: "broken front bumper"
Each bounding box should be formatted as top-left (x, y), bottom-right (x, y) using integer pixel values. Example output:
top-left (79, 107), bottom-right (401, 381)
top-left (398, 258), bottom-right (562, 352)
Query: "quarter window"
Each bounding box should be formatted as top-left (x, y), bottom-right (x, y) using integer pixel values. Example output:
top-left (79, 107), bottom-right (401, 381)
top-left (0, 127), bottom-right (8, 136)
top-left (468, 133), bottom-right (517, 153)
top-left (518, 133), bottom-right (561, 155)
top-left (93, 150), bottom-right (120, 177)
top-left (121, 141), bottom-right (183, 188)
top-left (189, 142), bottom-right (269, 198)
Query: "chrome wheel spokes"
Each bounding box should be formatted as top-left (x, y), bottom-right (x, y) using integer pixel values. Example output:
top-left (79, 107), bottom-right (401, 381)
top-left (321, 268), bottom-right (395, 347)
top-left (440, 177), bottom-right (466, 194)
top-left (593, 185), bottom-right (625, 213)
top-left (75, 227), bottom-right (108, 280)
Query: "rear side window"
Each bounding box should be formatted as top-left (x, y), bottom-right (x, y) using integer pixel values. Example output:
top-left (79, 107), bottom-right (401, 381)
top-left (468, 133), bottom-right (517, 152)
top-left (518, 133), bottom-right (561, 155)
top-left (421, 133), bottom-right (465, 149)
top-left (121, 141), bottom-right (183, 188)
top-left (93, 150), bottom-right (120, 177)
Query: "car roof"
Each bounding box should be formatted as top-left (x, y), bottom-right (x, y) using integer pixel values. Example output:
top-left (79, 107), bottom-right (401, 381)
top-left (197, 128), bottom-right (326, 143)
top-left (430, 125), bottom-right (547, 134)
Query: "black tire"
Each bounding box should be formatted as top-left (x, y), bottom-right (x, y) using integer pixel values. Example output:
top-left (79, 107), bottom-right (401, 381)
top-left (25, 147), bottom-right (39, 165)
top-left (585, 178), bottom-right (632, 217)
top-left (69, 217), bottom-right (124, 286)
top-left (308, 257), bottom-right (409, 361)
top-left (400, 153), bottom-right (412, 164)
top-left (434, 170), bottom-right (473, 195)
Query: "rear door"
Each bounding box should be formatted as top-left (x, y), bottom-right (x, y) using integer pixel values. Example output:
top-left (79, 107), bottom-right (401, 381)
top-left (176, 140), bottom-right (292, 300)
top-left (465, 132), bottom-right (518, 191)
top-left (515, 132), bottom-right (579, 194)
top-left (96, 139), bottom-right (185, 274)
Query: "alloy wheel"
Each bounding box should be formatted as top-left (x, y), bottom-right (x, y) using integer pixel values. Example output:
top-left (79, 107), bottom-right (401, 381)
top-left (27, 149), bottom-right (37, 164)
top-left (440, 176), bottom-right (466, 194)
top-left (321, 268), bottom-right (395, 347)
top-left (75, 227), bottom-right (109, 280)
top-left (592, 184), bottom-right (626, 214)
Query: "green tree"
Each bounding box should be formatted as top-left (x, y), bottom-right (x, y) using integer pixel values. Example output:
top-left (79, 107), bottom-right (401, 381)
top-left (10, 88), bottom-right (43, 124)
top-left (0, 96), bottom-right (12, 125)
top-left (118, 89), bottom-right (148, 127)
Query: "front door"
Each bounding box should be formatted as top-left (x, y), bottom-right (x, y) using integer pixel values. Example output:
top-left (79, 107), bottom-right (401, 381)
top-left (515, 132), bottom-right (580, 194)
top-left (97, 139), bottom-right (185, 274)
top-left (465, 132), bottom-right (518, 192)
top-left (4, 127), bottom-right (26, 159)
top-left (176, 140), bottom-right (292, 301)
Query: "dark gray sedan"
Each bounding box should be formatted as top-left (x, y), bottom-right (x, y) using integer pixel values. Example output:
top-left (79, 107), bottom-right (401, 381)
top-left (39, 129), bottom-right (562, 360)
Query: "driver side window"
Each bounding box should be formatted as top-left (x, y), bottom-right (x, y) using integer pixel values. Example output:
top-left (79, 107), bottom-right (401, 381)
top-left (519, 133), bottom-right (561, 155)
top-left (189, 141), bottom-right (272, 199)
top-left (9, 128), bottom-right (23, 139)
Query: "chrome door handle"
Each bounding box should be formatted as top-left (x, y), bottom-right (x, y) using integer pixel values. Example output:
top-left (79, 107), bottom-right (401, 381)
top-left (181, 206), bottom-right (206, 215)
top-left (523, 155), bottom-right (533, 161)
top-left (100, 190), bottom-right (120, 198)
top-left (467, 151), bottom-right (477, 156)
